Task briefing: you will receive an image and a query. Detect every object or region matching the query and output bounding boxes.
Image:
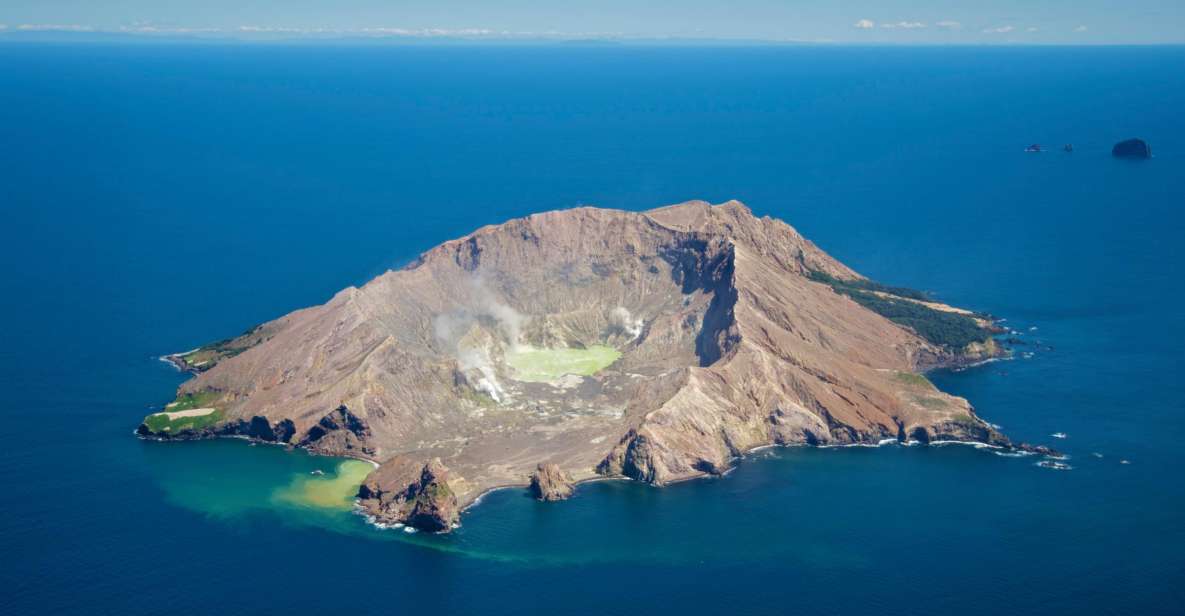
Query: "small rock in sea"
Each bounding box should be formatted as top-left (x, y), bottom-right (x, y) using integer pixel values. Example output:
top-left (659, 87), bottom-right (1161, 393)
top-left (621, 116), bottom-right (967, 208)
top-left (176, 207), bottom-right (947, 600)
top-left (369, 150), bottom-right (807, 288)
top-left (1111, 138), bottom-right (1152, 159)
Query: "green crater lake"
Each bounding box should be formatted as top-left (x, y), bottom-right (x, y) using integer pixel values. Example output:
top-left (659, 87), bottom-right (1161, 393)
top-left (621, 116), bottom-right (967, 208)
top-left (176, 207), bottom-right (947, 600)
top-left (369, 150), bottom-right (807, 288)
top-left (505, 345), bottom-right (622, 382)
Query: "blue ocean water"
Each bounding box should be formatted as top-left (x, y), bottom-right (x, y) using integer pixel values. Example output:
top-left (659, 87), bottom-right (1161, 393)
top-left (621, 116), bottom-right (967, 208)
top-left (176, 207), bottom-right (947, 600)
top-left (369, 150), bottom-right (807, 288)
top-left (1, 43), bottom-right (1183, 615)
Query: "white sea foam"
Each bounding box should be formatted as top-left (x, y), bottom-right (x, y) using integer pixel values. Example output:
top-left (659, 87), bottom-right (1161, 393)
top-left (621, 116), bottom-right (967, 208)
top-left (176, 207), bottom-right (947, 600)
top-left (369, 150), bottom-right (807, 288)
top-left (817, 438), bottom-right (904, 449)
top-left (930, 440), bottom-right (1000, 450)
top-left (953, 356), bottom-right (1014, 371)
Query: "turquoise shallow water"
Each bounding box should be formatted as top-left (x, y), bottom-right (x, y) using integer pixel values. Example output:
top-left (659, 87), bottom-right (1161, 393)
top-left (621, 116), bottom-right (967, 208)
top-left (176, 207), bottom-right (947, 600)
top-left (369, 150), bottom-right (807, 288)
top-left (1, 44), bottom-right (1183, 615)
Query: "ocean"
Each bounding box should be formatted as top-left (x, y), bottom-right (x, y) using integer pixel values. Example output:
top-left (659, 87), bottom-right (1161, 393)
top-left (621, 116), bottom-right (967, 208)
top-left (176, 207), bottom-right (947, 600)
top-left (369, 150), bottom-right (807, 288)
top-left (1, 43), bottom-right (1183, 615)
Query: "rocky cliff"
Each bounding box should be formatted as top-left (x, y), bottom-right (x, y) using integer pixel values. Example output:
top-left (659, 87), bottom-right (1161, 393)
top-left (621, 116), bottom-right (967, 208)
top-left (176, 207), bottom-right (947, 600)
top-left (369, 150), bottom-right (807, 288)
top-left (141, 200), bottom-right (1031, 532)
top-left (529, 463), bottom-right (575, 501)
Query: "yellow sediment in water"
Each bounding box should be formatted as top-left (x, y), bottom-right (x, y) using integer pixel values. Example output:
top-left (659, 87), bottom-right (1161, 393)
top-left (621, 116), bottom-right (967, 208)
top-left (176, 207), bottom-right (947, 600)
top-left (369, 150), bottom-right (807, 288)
top-left (505, 345), bottom-right (622, 382)
top-left (272, 459), bottom-right (375, 510)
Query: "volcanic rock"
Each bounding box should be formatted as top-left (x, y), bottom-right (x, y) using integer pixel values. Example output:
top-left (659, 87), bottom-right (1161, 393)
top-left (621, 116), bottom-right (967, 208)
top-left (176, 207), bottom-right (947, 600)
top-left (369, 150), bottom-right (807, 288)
top-left (529, 463), bottom-right (575, 501)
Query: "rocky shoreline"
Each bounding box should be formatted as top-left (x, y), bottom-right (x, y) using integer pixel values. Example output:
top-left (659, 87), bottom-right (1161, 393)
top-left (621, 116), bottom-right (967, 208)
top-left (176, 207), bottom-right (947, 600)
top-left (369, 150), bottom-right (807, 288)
top-left (139, 349), bottom-right (1056, 534)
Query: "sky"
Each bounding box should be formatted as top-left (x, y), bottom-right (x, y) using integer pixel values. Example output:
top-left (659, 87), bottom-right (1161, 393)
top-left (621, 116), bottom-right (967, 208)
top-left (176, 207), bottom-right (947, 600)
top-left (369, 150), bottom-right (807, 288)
top-left (1, 0), bottom-right (1182, 44)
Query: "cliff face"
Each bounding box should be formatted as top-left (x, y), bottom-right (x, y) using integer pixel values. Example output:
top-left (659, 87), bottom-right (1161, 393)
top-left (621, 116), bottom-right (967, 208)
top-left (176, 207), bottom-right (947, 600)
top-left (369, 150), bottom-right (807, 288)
top-left (358, 457), bottom-right (459, 531)
top-left (143, 200), bottom-right (1019, 531)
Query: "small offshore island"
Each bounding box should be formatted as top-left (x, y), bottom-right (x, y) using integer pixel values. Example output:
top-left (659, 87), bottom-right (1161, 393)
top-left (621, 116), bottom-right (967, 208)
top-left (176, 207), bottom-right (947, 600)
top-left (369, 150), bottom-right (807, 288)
top-left (140, 200), bottom-right (1052, 532)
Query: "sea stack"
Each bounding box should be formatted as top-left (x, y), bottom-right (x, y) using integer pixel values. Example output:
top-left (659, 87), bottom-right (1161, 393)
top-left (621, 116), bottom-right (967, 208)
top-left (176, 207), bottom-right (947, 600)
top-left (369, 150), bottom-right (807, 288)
top-left (530, 463), bottom-right (575, 501)
top-left (1112, 138), bottom-right (1152, 159)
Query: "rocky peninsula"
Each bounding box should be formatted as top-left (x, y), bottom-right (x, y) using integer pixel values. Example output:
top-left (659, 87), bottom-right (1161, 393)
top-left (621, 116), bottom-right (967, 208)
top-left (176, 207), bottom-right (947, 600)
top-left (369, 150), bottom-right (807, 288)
top-left (140, 200), bottom-right (1047, 532)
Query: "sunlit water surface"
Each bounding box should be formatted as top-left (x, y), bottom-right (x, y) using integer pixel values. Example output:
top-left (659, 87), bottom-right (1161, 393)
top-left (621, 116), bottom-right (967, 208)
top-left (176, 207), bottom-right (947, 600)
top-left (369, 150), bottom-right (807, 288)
top-left (2, 44), bottom-right (1183, 615)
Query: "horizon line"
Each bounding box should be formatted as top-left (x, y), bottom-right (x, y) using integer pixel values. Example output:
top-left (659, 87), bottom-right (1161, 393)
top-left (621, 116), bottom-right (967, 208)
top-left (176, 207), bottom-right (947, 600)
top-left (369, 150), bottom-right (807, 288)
top-left (2, 33), bottom-right (1184, 47)
top-left (1, 25), bottom-right (1183, 46)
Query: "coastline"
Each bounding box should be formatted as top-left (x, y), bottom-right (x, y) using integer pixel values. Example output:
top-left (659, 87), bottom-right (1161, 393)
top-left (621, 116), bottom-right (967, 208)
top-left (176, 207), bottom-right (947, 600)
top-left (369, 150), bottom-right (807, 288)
top-left (145, 317), bottom-right (1044, 533)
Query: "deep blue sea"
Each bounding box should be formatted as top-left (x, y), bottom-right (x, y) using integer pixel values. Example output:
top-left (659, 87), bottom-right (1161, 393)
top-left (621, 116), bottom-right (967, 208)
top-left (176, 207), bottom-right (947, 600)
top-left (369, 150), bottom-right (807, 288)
top-left (2, 44), bottom-right (1183, 615)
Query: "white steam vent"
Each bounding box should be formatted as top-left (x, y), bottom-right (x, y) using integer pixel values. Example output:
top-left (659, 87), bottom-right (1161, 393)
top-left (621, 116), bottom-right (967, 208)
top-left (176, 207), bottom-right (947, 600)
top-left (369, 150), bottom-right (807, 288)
top-left (608, 306), bottom-right (644, 340)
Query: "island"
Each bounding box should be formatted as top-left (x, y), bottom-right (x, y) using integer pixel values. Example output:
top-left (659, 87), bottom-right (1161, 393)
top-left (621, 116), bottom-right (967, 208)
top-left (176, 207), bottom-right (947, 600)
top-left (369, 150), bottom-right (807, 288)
top-left (1112, 138), bottom-right (1152, 159)
top-left (140, 200), bottom-right (1050, 532)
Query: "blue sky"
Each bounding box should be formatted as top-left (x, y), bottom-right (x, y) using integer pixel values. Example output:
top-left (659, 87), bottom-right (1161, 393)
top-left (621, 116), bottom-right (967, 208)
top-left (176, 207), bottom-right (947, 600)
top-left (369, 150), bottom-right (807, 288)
top-left (1, 1), bottom-right (1182, 43)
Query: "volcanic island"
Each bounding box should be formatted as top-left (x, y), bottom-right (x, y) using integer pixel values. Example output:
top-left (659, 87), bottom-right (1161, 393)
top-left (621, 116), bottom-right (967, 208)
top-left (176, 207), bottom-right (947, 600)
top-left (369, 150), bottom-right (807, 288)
top-left (139, 200), bottom-right (1048, 531)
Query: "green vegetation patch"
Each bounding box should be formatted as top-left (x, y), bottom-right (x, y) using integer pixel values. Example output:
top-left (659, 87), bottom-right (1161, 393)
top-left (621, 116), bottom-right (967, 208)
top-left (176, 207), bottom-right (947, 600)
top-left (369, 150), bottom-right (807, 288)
top-left (505, 345), bottom-right (622, 382)
top-left (176, 324), bottom-right (270, 371)
top-left (894, 371), bottom-right (936, 390)
top-left (142, 391), bottom-right (225, 434)
top-left (422, 480), bottom-right (455, 501)
top-left (809, 271), bottom-right (990, 350)
top-left (911, 395), bottom-right (950, 410)
top-left (166, 390), bottom-right (222, 412)
top-left (808, 271), bottom-right (930, 301)
top-left (143, 408), bottom-right (224, 434)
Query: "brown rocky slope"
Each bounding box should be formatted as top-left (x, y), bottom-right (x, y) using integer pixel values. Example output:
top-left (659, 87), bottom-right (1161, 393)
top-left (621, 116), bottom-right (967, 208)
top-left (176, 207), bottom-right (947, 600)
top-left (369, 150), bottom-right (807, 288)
top-left (141, 200), bottom-right (1041, 531)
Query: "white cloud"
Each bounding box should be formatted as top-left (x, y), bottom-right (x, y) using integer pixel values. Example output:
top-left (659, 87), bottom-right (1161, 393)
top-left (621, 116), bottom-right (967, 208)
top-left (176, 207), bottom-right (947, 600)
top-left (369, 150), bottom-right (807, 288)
top-left (881, 21), bottom-right (927, 29)
top-left (1074, 25), bottom-right (1089, 32)
top-left (2, 23), bottom-right (628, 41)
top-left (238, 25), bottom-right (309, 33)
top-left (16, 24), bottom-right (95, 32)
top-left (233, 25), bottom-right (500, 37)
top-left (853, 19), bottom-right (876, 30)
top-left (935, 21), bottom-right (962, 30)
top-left (1026, 27), bottom-right (1040, 33)
top-left (982, 25), bottom-right (1015, 34)
top-left (119, 24), bottom-right (225, 34)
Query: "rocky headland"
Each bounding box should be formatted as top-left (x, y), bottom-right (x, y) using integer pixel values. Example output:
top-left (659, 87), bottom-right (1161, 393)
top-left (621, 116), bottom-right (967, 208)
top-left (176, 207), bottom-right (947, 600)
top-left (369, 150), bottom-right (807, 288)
top-left (140, 200), bottom-right (1049, 531)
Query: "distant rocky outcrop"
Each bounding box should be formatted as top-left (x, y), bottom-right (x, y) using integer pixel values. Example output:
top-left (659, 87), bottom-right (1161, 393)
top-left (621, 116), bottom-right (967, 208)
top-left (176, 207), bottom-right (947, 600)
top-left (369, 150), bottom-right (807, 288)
top-left (142, 200), bottom-right (1041, 532)
top-left (529, 463), bottom-right (575, 501)
top-left (1112, 138), bottom-right (1152, 159)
